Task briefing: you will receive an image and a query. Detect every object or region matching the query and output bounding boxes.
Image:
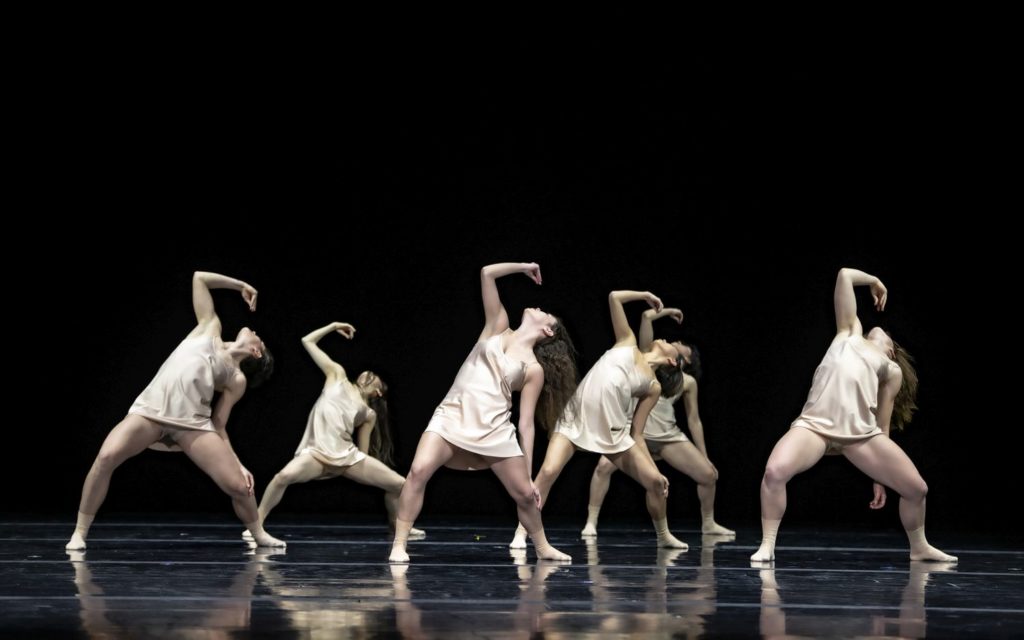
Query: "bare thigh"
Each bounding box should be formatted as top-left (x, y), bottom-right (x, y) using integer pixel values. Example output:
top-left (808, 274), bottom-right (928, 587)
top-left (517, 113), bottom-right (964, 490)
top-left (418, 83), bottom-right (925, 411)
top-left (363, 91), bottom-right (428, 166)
top-left (842, 435), bottom-right (927, 496)
top-left (657, 441), bottom-right (716, 484)
top-left (95, 414), bottom-right (165, 466)
top-left (341, 456), bottom-right (406, 493)
top-left (175, 430), bottom-right (248, 493)
top-left (607, 445), bottom-right (663, 490)
top-left (763, 428), bottom-right (829, 481)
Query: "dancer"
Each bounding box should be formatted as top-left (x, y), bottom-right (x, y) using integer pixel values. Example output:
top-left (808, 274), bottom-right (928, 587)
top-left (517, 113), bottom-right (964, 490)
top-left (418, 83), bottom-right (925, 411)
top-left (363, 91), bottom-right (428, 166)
top-left (66, 271), bottom-right (284, 550)
top-left (510, 290), bottom-right (688, 550)
top-left (388, 263), bottom-right (578, 563)
top-left (750, 268), bottom-right (956, 562)
top-left (244, 321), bottom-right (424, 540)
top-left (580, 306), bottom-right (734, 537)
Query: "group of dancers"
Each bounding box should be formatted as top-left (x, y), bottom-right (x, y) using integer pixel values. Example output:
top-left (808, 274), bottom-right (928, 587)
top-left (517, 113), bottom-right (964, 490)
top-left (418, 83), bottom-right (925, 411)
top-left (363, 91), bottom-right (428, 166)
top-left (65, 264), bottom-right (956, 564)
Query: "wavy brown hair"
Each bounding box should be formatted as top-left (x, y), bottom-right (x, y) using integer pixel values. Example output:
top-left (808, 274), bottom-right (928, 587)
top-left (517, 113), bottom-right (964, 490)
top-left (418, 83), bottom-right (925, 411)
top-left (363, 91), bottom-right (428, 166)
top-left (366, 377), bottom-right (394, 466)
top-left (533, 321), bottom-right (579, 430)
top-left (890, 337), bottom-right (918, 432)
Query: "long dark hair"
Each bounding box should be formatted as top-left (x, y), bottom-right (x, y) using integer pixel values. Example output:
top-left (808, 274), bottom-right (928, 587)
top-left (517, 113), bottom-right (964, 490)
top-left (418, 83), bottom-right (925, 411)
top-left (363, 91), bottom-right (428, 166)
top-left (533, 321), bottom-right (579, 430)
top-left (890, 338), bottom-right (918, 432)
top-left (655, 359), bottom-right (685, 397)
top-left (240, 348), bottom-right (274, 388)
top-left (681, 343), bottom-right (702, 382)
top-left (367, 378), bottom-right (394, 466)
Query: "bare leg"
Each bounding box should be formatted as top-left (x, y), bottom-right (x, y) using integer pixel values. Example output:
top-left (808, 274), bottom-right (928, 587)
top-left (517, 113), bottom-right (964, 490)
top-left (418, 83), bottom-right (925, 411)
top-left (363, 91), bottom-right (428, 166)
top-left (511, 434), bottom-right (575, 548)
top-left (658, 441), bottom-right (735, 535)
top-left (608, 445), bottom-right (686, 549)
top-left (751, 427), bottom-right (827, 562)
top-left (581, 456), bottom-right (617, 536)
top-left (492, 456), bottom-right (570, 561)
top-left (176, 430), bottom-right (286, 548)
top-left (843, 436), bottom-right (957, 562)
top-left (67, 415), bottom-right (162, 550)
top-left (241, 454), bottom-right (324, 540)
top-left (341, 456), bottom-right (426, 539)
top-left (390, 432), bottom-right (456, 562)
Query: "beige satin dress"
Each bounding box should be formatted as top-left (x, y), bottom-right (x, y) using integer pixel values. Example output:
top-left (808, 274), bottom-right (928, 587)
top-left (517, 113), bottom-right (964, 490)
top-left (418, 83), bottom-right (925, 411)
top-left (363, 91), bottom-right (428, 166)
top-left (294, 380), bottom-right (369, 470)
top-left (128, 335), bottom-right (235, 452)
top-left (556, 346), bottom-right (654, 454)
top-left (425, 331), bottom-right (528, 459)
top-left (791, 334), bottom-right (891, 449)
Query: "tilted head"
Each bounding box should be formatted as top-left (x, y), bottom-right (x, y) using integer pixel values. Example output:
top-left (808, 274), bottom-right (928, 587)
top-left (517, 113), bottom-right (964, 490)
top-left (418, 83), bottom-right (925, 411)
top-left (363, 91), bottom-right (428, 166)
top-left (866, 327), bottom-right (895, 360)
top-left (521, 307), bottom-right (559, 337)
top-left (356, 370), bottom-right (387, 399)
top-left (651, 340), bottom-right (684, 397)
top-left (671, 340), bottom-right (702, 381)
top-left (235, 327), bottom-right (273, 388)
top-left (357, 370), bottom-right (393, 466)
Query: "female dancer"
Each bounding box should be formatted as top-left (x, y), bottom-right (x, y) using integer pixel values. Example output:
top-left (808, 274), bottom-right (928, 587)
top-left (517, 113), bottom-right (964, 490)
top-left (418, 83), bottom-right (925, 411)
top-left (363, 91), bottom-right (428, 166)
top-left (388, 263), bottom-right (578, 563)
top-left (750, 268), bottom-right (956, 562)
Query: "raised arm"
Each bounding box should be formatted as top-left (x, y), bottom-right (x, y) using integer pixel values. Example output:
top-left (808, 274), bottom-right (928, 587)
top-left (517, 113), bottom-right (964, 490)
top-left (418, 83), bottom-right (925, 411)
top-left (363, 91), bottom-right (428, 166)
top-left (638, 307), bottom-right (684, 351)
top-left (479, 263), bottom-right (542, 341)
top-left (301, 322), bottom-right (355, 382)
top-left (190, 271), bottom-right (258, 338)
top-left (609, 291), bottom-right (663, 347)
top-left (834, 268), bottom-right (887, 336)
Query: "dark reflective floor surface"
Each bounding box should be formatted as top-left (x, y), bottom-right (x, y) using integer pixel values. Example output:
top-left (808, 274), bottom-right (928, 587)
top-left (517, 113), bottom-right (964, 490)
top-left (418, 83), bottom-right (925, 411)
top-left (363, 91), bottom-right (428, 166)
top-left (1, 518), bottom-right (1021, 638)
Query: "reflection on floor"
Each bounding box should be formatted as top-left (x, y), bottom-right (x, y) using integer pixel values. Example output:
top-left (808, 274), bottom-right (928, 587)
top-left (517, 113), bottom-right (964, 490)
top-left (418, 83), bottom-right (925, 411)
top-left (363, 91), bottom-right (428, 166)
top-left (0, 518), bottom-right (1021, 637)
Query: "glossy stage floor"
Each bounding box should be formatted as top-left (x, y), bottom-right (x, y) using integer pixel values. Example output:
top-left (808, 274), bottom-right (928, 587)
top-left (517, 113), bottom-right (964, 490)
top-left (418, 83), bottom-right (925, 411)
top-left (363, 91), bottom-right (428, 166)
top-left (1, 517), bottom-right (1021, 638)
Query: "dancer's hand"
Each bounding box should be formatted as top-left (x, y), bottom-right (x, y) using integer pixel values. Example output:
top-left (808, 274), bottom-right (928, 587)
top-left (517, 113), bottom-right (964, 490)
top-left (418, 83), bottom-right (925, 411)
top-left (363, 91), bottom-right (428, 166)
top-left (531, 483), bottom-right (542, 509)
top-left (869, 482), bottom-right (887, 509)
top-left (241, 284), bottom-right (258, 312)
top-left (240, 465), bottom-right (254, 496)
top-left (333, 322), bottom-right (356, 339)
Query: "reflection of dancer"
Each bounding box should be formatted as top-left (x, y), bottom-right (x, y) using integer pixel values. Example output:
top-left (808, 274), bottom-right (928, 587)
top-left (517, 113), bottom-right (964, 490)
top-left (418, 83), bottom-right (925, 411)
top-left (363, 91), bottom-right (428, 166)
top-left (758, 561), bottom-right (956, 639)
top-left (752, 269), bottom-right (956, 563)
top-left (245, 321), bottom-right (423, 542)
top-left (67, 271), bottom-right (284, 550)
top-left (390, 263), bottom-right (578, 563)
top-left (873, 561), bottom-right (957, 638)
top-left (582, 306), bottom-right (734, 538)
top-left (68, 548), bottom-right (277, 638)
top-left (511, 291), bottom-right (687, 551)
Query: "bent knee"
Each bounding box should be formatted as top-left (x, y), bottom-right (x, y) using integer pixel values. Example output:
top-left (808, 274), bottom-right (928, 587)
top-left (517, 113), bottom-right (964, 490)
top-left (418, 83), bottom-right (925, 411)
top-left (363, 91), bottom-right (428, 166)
top-left (902, 479), bottom-right (928, 502)
top-left (594, 458), bottom-right (616, 477)
top-left (762, 463), bottom-right (793, 487)
top-left (223, 479), bottom-right (251, 500)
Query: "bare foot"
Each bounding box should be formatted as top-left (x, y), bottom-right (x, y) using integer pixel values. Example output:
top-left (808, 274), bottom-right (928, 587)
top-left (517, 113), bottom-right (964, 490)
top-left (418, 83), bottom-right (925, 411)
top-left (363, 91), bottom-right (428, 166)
top-left (389, 546), bottom-right (410, 563)
top-left (657, 533), bottom-right (689, 550)
top-left (580, 523), bottom-right (597, 537)
top-left (252, 532), bottom-right (287, 548)
top-left (750, 545), bottom-right (775, 563)
top-left (701, 521), bottom-right (736, 536)
top-left (536, 545), bottom-right (572, 562)
top-left (408, 527), bottom-right (426, 541)
top-left (66, 533), bottom-right (87, 551)
top-left (510, 532), bottom-right (528, 549)
top-left (910, 545), bottom-right (958, 563)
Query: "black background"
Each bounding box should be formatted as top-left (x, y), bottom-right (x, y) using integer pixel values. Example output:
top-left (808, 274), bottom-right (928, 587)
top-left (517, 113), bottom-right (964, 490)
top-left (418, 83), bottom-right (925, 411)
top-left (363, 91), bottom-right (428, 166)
top-left (7, 29), bottom-right (1011, 534)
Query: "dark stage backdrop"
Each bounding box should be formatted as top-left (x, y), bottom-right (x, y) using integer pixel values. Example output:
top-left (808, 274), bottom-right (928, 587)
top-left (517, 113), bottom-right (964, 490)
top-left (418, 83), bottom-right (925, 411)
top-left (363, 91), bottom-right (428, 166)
top-left (7, 34), bottom-right (1009, 534)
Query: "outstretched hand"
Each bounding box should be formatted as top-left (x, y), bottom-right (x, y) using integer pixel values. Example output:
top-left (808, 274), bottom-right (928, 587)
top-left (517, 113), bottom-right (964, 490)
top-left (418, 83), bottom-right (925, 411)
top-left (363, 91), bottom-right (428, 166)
top-left (869, 482), bottom-right (887, 509)
top-left (644, 292), bottom-right (664, 312)
top-left (524, 263), bottom-right (542, 285)
top-left (333, 322), bottom-right (356, 339)
top-left (241, 285), bottom-right (258, 312)
top-left (871, 280), bottom-right (888, 311)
